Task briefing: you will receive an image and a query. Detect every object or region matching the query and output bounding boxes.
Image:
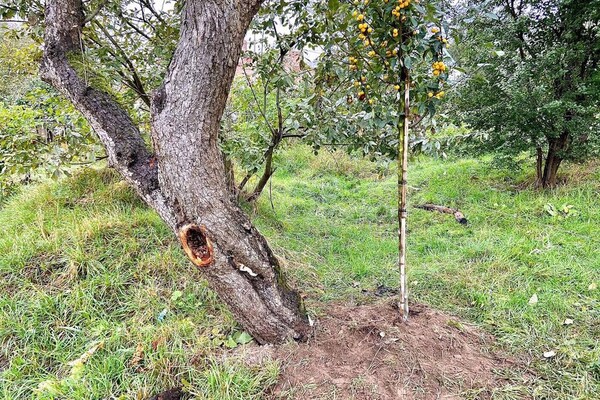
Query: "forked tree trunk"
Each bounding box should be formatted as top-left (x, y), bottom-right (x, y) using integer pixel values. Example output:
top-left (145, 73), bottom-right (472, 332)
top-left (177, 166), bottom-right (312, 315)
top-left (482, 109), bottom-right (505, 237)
top-left (539, 155), bottom-right (562, 189)
top-left (536, 131), bottom-right (570, 189)
top-left (41, 0), bottom-right (310, 344)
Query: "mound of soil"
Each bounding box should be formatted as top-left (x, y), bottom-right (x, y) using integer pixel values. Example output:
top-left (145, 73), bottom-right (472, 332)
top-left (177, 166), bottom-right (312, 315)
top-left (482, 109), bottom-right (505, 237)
top-left (269, 302), bottom-right (515, 399)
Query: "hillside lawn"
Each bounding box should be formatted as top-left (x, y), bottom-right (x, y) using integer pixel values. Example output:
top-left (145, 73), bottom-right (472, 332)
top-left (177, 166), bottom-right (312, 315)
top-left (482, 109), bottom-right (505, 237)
top-left (0, 146), bottom-right (599, 399)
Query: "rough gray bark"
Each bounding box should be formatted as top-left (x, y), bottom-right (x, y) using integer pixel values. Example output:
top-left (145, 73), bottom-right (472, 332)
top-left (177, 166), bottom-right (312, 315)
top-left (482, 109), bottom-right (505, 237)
top-left (42, 0), bottom-right (310, 344)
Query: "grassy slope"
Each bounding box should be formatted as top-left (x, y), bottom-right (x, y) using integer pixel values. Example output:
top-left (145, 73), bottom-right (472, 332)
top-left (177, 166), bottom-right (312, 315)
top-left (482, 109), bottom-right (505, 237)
top-left (0, 169), bottom-right (277, 400)
top-left (1, 147), bottom-right (599, 399)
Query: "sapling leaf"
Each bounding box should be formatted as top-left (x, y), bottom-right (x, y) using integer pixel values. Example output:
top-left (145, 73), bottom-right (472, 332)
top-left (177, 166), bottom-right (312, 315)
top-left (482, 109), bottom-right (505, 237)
top-left (225, 336), bottom-right (238, 348)
top-left (170, 290), bottom-right (183, 302)
top-left (237, 331), bottom-right (254, 345)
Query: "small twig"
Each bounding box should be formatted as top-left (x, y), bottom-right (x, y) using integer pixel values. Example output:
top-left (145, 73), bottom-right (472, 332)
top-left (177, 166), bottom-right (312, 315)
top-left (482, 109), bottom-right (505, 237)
top-left (269, 175), bottom-right (274, 210)
top-left (70, 156), bottom-right (109, 165)
top-left (84, 1), bottom-right (107, 24)
top-left (366, 344), bottom-right (385, 374)
top-left (241, 63), bottom-right (277, 137)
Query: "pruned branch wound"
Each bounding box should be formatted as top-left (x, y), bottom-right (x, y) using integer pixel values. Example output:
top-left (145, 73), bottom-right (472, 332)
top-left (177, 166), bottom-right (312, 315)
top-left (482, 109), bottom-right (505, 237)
top-left (179, 224), bottom-right (214, 267)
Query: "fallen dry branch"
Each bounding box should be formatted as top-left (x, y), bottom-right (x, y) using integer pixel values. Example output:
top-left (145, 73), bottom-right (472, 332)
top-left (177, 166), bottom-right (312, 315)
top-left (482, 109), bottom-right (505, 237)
top-left (415, 203), bottom-right (468, 225)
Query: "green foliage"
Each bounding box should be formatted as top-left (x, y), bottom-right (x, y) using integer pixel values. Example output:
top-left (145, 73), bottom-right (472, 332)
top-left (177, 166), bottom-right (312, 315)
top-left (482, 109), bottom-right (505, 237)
top-left (80, 1), bottom-right (180, 103)
top-left (220, 3), bottom-right (330, 197)
top-left (2, 0), bottom-right (180, 115)
top-left (342, 0), bottom-right (449, 111)
top-left (240, 0), bottom-right (454, 166)
top-left (221, 78), bottom-right (278, 176)
top-left (296, 0), bottom-right (454, 162)
top-left (0, 88), bottom-right (100, 199)
top-left (451, 0), bottom-right (600, 180)
top-left (0, 28), bottom-right (99, 201)
top-left (221, 72), bottom-right (314, 185)
top-left (1, 3), bottom-right (184, 198)
top-left (0, 26), bottom-right (40, 101)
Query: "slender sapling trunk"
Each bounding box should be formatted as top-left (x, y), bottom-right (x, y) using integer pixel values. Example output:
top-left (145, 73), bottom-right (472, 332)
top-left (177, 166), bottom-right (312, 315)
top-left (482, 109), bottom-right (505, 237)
top-left (398, 70), bottom-right (410, 321)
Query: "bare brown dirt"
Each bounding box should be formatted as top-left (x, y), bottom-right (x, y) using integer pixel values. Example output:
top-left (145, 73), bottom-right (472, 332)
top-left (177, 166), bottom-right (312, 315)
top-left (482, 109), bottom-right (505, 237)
top-left (267, 302), bottom-right (518, 400)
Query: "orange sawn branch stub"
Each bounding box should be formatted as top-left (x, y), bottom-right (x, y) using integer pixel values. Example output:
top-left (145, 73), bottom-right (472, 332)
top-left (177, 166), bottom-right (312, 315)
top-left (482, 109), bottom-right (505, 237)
top-left (179, 224), bottom-right (214, 267)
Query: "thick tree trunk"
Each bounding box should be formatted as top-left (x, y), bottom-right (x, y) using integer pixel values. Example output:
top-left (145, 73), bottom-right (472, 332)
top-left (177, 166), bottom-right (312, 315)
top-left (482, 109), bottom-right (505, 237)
top-left (541, 154), bottom-right (562, 188)
top-left (42, 0), bottom-right (310, 344)
top-left (539, 131), bottom-right (569, 189)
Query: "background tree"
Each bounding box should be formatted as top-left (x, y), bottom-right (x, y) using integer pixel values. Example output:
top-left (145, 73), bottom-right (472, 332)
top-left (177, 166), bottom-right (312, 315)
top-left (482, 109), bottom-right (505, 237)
top-left (221, 3), bottom-right (321, 202)
top-left (451, 0), bottom-right (600, 188)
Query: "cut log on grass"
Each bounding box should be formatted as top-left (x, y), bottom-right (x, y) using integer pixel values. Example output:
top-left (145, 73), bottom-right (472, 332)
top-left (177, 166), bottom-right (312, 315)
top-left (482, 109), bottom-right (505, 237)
top-left (415, 204), bottom-right (468, 225)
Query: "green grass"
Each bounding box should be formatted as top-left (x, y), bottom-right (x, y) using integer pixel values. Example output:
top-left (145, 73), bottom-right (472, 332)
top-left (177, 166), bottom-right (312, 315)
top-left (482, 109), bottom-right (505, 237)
top-left (0, 168), bottom-right (277, 399)
top-left (1, 147), bottom-right (599, 399)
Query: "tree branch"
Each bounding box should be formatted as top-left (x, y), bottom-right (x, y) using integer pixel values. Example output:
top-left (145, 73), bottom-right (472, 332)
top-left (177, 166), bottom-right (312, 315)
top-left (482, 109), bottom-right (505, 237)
top-left (139, 0), bottom-right (166, 24)
top-left (241, 63), bottom-right (277, 137)
top-left (119, 12), bottom-right (153, 41)
top-left (281, 133), bottom-right (307, 139)
top-left (83, 0), bottom-right (106, 24)
top-left (92, 19), bottom-right (151, 106)
top-left (41, 0), bottom-right (176, 229)
top-left (415, 204), bottom-right (468, 225)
